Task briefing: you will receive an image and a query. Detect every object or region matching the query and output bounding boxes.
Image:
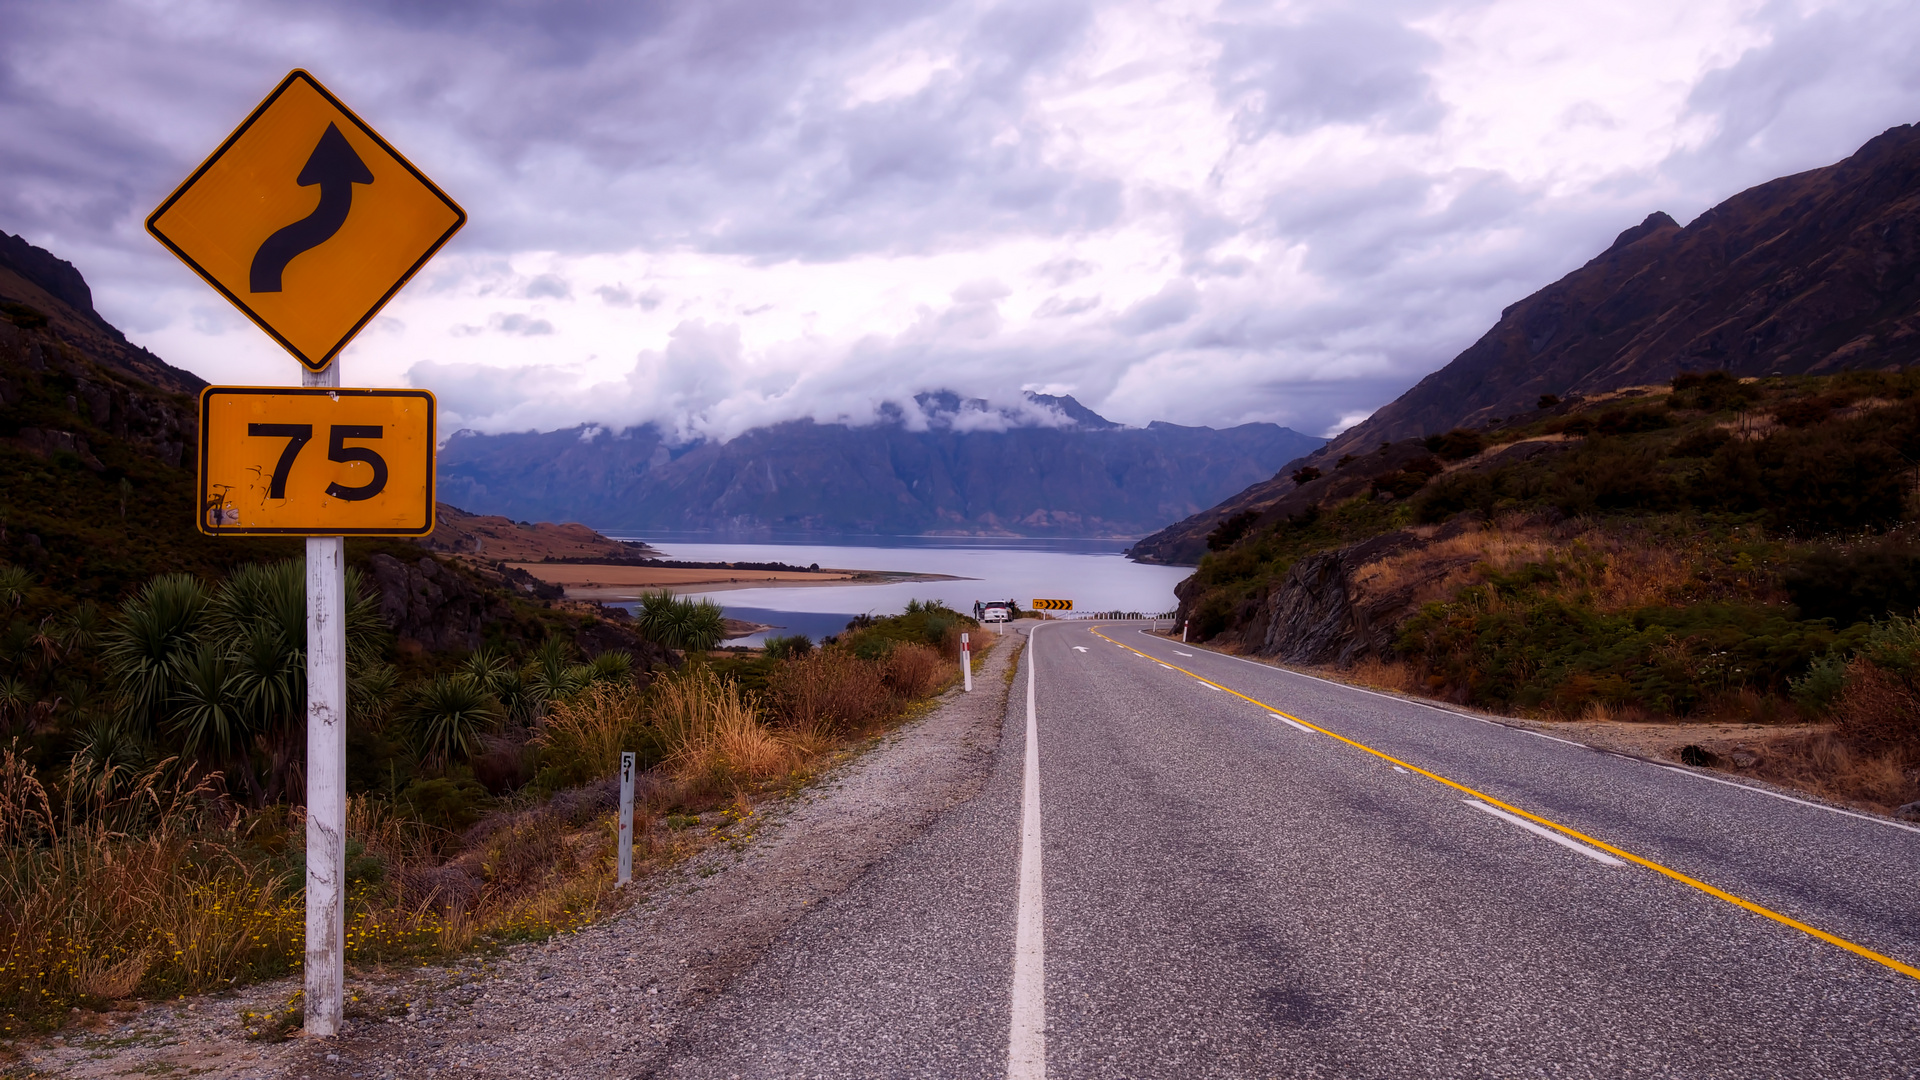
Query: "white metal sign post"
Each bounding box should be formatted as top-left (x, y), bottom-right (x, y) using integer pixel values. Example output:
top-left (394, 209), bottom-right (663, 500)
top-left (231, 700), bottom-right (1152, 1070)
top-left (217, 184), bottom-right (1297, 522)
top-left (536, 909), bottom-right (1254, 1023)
top-left (147, 70), bottom-right (464, 1038)
top-left (961, 632), bottom-right (972, 692)
top-left (303, 361), bottom-right (348, 1032)
top-left (617, 751), bottom-right (636, 886)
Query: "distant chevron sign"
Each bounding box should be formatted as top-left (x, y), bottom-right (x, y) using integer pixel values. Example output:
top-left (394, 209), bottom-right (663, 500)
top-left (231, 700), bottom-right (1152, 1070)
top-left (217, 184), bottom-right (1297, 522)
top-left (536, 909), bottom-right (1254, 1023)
top-left (1032, 598), bottom-right (1073, 611)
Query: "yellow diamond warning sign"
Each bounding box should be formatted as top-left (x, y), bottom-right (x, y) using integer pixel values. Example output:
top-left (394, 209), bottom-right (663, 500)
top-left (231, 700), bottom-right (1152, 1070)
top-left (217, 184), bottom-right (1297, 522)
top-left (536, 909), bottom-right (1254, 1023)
top-left (148, 70), bottom-right (465, 373)
top-left (199, 387), bottom-right (436, 536)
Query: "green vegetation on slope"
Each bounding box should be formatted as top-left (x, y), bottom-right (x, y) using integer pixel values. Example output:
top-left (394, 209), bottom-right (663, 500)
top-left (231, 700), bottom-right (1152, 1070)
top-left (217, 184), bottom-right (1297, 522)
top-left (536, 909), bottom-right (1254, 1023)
top-left (1176, 368), bottom-right (1920, 810)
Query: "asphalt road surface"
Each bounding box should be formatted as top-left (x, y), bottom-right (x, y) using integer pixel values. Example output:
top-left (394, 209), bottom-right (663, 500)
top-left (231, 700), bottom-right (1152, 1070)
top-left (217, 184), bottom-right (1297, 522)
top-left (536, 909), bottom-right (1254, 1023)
top-left (655, 620), bottom-right (1920, 1078)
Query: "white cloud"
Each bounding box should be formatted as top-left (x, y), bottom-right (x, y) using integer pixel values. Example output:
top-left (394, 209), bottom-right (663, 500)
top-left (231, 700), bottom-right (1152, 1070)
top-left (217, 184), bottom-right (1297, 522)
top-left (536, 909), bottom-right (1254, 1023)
top-left (5, 0), bottom-right (1920, 441)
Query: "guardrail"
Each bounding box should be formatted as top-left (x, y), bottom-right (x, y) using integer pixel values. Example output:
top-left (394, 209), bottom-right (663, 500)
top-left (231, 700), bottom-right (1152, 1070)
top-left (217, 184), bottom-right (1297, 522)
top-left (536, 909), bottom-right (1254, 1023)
top-left (1066, 610), bottom-right (1177, 620)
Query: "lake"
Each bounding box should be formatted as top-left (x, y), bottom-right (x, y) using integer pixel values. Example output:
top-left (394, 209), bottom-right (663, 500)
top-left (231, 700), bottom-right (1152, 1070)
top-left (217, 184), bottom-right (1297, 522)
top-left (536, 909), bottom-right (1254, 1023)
top-left (604, 534), bottom-right (1193, 646)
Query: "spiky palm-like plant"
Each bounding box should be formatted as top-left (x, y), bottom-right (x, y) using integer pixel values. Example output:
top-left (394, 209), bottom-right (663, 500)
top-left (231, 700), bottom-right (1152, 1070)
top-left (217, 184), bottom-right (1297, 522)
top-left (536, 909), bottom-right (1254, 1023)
top-left (585, 649), bottom-right (633, 686)
top-left (635, 591), bottom-right (726, 651)
top-left (0, 677), bottom-right (32, 733)
top-left (167, 642), bottom-right (251, 763)
top-left (409, 675), bottom-right (504, 768)
top-left (103, 573), bottom-right (211, 733)
top-left (0, 564), bottom-right (32, 610)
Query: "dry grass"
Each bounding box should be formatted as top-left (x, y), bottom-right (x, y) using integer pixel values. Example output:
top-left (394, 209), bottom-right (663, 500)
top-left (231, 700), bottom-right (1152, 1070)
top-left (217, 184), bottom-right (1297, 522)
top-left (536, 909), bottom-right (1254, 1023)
top-left (1346, 656), bottom-right (1420, 694)
top-left (652, 667), bottom-right (798, 792)
top-left (1828, 660), bottom-right (1920, 761)
top-left (1352, 515), bottom-right (1749, 615)
top-left (882, 643), bottom-right (953, 699)
top-left (534, 684), bottom-right (649, 787)
top-left (0, 745), bottom-right (610, 1034)
top-left (766, 651), bottom-right (894, 734)
top-left (1, 633), bottom-right (977, 1031)
top-left (1747, 731), bottom-right (1917, 811)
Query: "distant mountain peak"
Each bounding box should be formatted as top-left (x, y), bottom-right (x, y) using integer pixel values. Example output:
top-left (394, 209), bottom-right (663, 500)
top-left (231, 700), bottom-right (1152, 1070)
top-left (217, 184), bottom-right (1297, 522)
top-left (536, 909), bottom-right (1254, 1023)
top-left (1023, 391), bottom-right (1120, 429)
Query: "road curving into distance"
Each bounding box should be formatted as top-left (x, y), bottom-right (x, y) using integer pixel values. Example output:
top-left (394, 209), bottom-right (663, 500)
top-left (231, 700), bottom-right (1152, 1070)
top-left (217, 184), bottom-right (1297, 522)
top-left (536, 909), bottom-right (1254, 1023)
top-left (657, 619), bottom-right (1920, 1079)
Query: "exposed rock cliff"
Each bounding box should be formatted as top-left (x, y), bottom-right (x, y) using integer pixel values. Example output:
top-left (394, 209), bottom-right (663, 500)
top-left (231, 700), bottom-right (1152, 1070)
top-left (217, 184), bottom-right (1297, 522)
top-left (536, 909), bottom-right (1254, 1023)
top-left (1177, 520), bottom-right (1481, 674)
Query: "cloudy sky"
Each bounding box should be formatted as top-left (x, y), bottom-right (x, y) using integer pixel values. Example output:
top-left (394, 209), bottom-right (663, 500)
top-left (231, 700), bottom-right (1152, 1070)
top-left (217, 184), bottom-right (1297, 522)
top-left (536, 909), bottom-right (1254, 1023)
top-left (6, 0), bottom-right (1920, 442)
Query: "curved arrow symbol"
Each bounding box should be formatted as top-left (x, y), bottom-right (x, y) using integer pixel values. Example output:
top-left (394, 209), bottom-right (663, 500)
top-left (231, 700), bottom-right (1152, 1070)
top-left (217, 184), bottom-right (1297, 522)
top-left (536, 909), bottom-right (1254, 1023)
top-left (248, 123), bottom-right (373, 293)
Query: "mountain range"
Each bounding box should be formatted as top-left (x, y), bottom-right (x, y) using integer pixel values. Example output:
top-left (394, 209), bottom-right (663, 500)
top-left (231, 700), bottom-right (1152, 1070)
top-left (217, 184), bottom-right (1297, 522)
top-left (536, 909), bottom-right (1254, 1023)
top-left (1132, 122), bottom-right (1920, 564)
top-left (439, 398), bottom-right (1320, 538)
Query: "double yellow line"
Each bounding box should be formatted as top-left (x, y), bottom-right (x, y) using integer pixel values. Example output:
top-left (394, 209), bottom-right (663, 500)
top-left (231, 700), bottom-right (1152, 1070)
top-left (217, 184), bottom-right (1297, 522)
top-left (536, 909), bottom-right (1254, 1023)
top-left (1089, 626), bottom-right (1920, 983)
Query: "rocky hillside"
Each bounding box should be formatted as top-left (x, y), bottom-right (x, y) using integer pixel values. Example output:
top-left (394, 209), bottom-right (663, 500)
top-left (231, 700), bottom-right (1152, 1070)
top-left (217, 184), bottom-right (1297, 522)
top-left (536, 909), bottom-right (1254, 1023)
top-left (439, 397), bottom-right (1321, 538)
top-left (1134, 122), bottom-right (1920, 565)
top-left (0, 231), bottom-right (658, 658)
top-left (1168, 367), bottom-right (1920, 811)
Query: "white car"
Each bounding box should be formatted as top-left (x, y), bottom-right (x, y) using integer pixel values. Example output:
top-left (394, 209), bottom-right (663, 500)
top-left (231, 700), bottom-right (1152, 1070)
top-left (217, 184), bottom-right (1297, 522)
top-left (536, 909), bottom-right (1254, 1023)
top-left (981, 605), bottom-right (1011, 623)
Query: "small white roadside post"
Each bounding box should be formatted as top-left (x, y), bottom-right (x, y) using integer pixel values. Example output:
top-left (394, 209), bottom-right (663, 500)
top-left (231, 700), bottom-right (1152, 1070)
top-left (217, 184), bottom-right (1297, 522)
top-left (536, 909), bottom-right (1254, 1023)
top-left (1182, 620), bottom-right (1189, 643)
top-left (961, 632), bottom-right (972, 692)
top-left (617, 751), bottom-right (636, 886)
top-left (303, 362), bottom-right (346, 1038)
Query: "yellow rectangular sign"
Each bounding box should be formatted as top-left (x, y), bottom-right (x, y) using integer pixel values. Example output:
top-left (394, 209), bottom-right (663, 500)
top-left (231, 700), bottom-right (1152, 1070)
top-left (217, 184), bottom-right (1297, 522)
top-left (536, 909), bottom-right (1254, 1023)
top-left (198, 387), bottom-right (436, 536)
top-left (148, 70), bottom-right (465, 373)
top-left (1032, 598), bottom-right (1073, 611)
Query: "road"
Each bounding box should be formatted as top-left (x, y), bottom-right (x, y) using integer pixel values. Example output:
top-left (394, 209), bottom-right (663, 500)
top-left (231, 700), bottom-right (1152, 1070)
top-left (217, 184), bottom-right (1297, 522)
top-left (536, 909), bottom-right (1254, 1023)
top-left (653, 620), bottom-right (1920, 1078)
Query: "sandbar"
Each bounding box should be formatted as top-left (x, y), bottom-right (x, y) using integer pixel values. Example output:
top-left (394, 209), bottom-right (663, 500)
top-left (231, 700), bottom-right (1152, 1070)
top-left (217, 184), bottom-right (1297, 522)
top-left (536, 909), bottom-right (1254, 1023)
top-left (507, 562), bottom-right (963, 602)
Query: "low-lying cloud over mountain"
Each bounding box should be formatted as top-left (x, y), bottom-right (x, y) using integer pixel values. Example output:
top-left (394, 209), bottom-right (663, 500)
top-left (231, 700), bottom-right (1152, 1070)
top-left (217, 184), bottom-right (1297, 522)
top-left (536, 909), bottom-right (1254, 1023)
top-left (8, 2), bottom-right (1920, 443)
top-left (438, 393), bottom-right (1321, 537)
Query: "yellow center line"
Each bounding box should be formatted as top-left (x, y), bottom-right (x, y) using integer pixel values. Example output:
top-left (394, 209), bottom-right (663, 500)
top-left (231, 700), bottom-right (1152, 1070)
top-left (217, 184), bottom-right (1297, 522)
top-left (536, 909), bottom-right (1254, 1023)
top-left (1087, 625), bottom-right (1920, 983)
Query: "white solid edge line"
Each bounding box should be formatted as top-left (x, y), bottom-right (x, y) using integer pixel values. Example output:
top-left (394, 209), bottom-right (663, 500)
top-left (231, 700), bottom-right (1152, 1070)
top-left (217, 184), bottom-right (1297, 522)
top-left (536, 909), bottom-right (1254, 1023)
top-left (1269, 713), bottom-right (1315, 734)
top-left (1136, 632), bottom-right (1920, 839)
top-left (1008, 626), bottom-right (1046, 1080)
top-left (1464, 799), bottom-right (1626, 866)
top-left (1651, 763), bottom-right (1920, 836)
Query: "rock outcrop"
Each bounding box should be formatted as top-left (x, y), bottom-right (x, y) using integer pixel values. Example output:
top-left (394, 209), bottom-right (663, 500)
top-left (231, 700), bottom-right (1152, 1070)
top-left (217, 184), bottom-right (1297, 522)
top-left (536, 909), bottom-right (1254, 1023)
top-left (1179, 519), bottom-right (1484, 670)
top-left (366, 553), bottom-right (515, 653)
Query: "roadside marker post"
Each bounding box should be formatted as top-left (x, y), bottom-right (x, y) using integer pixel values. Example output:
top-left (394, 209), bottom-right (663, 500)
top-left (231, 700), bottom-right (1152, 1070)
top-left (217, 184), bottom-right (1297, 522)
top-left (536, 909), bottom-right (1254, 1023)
top-left (1182, 620), bottom-right (1189, 643)
top-left (148, 69), bottom-right (463, 1039)
top-left (962, 633), bottom-right (972, 692)
top-left (617, 752), bottom-right (636, 886)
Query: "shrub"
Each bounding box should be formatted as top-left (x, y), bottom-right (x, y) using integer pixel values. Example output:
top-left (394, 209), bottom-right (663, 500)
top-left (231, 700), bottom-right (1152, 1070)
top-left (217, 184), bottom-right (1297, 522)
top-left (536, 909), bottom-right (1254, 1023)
top-left (1593, 407), bottom-right (1671, 436)
top-left (1371, 470), bottom-right (1430, 499)
top-left (1413, 471), bottom-right (1496, 524)
top-left (762, 634), bottom-right (813, 660)
top-left (1783, 544), bottom-right (1920, 627)
top-left (1554, 442), bottom-right (1674, 513)
top-left (1669, 427), bottom-right (1731, 458)
top-left (1290, 466), bottom-right (1323, 485)
top-left (398, 774), bottom-right (492, 834)
top-left (1537, 394), bottom-right (1561, 409)
top-left (1670, 370), bottom-right (1755, 411)
top-left (1424, 429), bottom-right (1486, 461)
top-left (882, 643), bottom-right (948, 698)
top-left (1757, 428), bottom-right (1906, 534)
top-left (1828, 661), bottom-right (1920, 762)
top-left (1207, 510), bottom-right (1260, 551)
top-left (766, 652), bottom-right (891, 734)
top-left (1772, 396), bottom-right (1834, 428)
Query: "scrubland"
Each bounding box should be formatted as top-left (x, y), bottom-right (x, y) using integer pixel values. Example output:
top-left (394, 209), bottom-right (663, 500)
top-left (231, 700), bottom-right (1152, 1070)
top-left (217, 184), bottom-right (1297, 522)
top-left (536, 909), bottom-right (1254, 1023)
top-left (0, 589), bottom-right (983, 1035)
top-left (1179, 368), bottom-right (1920, 814)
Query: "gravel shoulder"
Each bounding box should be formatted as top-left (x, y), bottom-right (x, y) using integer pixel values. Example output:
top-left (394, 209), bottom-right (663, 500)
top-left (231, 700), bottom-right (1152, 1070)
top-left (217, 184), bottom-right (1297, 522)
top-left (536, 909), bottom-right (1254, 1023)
top-left (4, 634), bottom-right (1018, 1080)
